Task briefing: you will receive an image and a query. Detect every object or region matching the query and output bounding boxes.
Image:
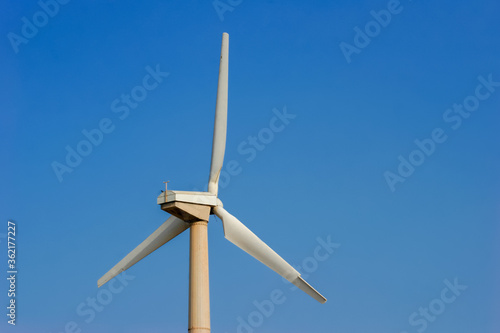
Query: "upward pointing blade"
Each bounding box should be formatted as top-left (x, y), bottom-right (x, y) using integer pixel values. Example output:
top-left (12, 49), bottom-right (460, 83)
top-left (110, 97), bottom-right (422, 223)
top-left (97, 216), bottom-right (189, 288)
top-left (208, 32), bottom-right (229, 196)
top-left (213, 206), bottom-right (327, 304)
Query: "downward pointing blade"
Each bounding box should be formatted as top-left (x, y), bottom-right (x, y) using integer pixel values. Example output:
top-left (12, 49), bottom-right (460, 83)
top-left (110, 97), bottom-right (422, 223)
top-left (213, 206), bottom-right (327, 303)
top-left (208, 32), bottom-right (229, 195)
top-left (98, 216), bottom-right (189, 288)
top-left (291, 276), bottom-right (327, 304)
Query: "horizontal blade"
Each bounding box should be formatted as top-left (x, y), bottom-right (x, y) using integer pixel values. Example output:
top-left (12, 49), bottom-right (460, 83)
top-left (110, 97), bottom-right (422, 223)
top-left (213, 206), bottom-right (326, 303)
top-left (208, 32), bottom-right (229, 195)
top-left (98, 216), bottom-right (189, 287)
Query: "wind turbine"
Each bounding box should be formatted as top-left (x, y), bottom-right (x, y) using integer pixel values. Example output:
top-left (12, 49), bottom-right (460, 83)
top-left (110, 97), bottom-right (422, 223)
top-left (98, 32), bottom-right (326, 333)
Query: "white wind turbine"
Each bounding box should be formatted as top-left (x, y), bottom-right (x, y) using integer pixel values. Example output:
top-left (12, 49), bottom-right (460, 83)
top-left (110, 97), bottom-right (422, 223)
top-left (98, 32), bottom-right (326, 333)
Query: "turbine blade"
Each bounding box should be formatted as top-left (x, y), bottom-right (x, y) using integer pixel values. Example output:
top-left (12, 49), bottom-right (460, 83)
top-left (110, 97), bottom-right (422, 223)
top-left (208, 32), bottom-right (229, 195)
top-left (291, 276), bottom-right (327, 304)
top-left (213, 206), bottom-right (327, 303)
top-left (98, 216), bottom-right (189, 288)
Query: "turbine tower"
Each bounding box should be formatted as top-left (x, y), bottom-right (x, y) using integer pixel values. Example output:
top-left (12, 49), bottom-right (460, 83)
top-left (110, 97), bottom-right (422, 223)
top-left (98, 32), bottom-right (326, 333)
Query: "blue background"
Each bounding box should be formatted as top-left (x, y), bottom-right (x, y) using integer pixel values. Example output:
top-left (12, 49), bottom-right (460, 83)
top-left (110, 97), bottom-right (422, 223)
top-left (1, 0), bottom-right (499, 332)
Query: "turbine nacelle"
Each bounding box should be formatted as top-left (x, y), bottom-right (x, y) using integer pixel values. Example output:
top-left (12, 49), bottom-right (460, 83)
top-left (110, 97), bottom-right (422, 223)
top-left (157, 190), bottom-right (218, 208)
top-left (157, 190), bottom-right (218, 222)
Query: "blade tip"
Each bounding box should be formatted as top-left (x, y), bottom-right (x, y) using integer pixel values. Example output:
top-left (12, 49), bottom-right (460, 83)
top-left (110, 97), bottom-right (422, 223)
top-left (97, 277), bottom-right (108, 288)
top-left (295, 276), bottom-right (327, 304)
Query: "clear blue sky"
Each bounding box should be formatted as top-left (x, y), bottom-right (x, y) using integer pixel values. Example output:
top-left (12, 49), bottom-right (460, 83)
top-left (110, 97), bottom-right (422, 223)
top-left (1, 0), bottom-right (499, 332)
